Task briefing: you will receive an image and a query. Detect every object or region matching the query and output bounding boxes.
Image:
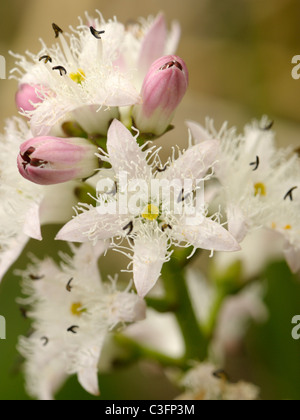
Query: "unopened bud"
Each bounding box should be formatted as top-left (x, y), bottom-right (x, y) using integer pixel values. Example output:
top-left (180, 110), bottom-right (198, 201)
top-left (132, 55), bottom-right (189, 136)
top-left (17, 136), bottom-right (99, 185)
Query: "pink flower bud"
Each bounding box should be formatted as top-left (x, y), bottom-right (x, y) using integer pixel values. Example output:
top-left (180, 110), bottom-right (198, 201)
top-left (132, 55), bottom-right (189, 136)
top-left (17, 137), bottom-right (99, 185)
top-left (15, 84), bottom-right (45, 113)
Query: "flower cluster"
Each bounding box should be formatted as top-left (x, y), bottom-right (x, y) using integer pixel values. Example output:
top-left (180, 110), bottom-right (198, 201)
top-left (0, 10), bottom-right (299, 400)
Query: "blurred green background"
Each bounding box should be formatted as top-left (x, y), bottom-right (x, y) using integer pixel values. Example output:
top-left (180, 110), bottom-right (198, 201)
top-left (0, 0), bottom-right (300, 400)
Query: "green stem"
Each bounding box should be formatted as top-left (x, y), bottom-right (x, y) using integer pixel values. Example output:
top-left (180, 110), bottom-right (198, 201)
top-left (161, 257), bottom-right (209, 361)
top-left (114, 334), bottom-right (189, 370)
top-left (145, 297), bottom-right (178, 313)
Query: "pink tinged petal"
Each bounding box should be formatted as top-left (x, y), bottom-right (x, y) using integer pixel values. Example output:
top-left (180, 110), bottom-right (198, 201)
top-left (284, 242), bottom-right (300, 273)
top-left (77, 368), bottom-right (100, 397)
top-left (133, 55), bottom-right (189, 136)
top-left (138, 13), bottom-right (167, 77)
top-left (165, 21), bottom-right (181, 55)
top-left (163, 140), bottom-right (219, 181)
top-left (23, 203), bottom-right (42, 241)
top-left (56, 208), bottom-right (128, 243)
top-left (0, 234), bottom-right (29, 282)
top-left (227, 205), bottom-right (249, 244)
top-left (15, 84), bottom-right (44, 113)
top-left (174, 218), bottom-right (241, 252)
top-left (186, 120), bottom-right (212, 144)
top-left (107, 119), bottom-right (150, 179)
top-left (133, 236), bottom-right (168, 298)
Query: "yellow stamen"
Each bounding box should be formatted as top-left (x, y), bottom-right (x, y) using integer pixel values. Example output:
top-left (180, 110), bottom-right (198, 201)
top-left (142, 204), bottom-right (159, 221)
top-left (254, 182), bottom-right (267, 197)
top-left (69, 69), bottom-right (86, 84)
top-left (71, 302), bottom-right (86, 317)
top-left (271, 222), bottom-right (276, 229)
top-left (284, 225), bottom-right (292, 230)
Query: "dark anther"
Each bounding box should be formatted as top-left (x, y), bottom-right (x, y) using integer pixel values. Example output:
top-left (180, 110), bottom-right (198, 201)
top-left (177, 188), bottom-right (192, 203)
top-left (284, 186), bottom-right (298, 201)
top-left (156, 164), bottom-right (168, 173)
top-left (250, 156), bottom-right (260, 171)
top-left (41, 337), bottom-right (49, 347)
top-left (52, 66), bottom-right (67, 76)
top-left (29, 274), bottom-right (45, 281)
top-left (107, 182), bottom-right (118, 196)
top-left (67, 326), bottom-right (79, 334)
top-left (19, 307), bottom-right (28, 319)
top-left (22, 147), bottom-right (35, 164)
top-left (213, 369), bottom-right (229, 381)
top-left (52, 23), bottom-right (63, 38)
top-left (260, 120), bottom-right (274, 131)
top-left (123, 221), bottom-right (134, 236)
top-left (159, 60), bottom-right (183, 71)
top-left (39, 55), bottom-right (52, 64)
top-left (161, 224), bottom-right (172, 232)
top-left (66, 278), bottom-right (74, 293)
top-left (90, 27), bottom-right (105, 39)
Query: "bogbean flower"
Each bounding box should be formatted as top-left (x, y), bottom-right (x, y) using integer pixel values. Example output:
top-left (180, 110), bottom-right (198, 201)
top-left (17, 242), bottom-right (146, 400)
top-left (56, 119), bottom-right (240, 298)
top-left (17, 136), bottom-right (99, 185)
top-left (10, 12), bottom-right (180, 138)
top-left (132, 55), bottom-right (189, 136)
top-left (187, 117), bottom-right (300, 273)
top-left (177, 363), bottom-right (260, 400)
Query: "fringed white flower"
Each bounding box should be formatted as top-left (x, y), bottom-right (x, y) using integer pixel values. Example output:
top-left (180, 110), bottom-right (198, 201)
top-left (17, 242), bottom-right (146, 400)
top-left (11, 12), bottom-right (180, 137)
top-left (177, 363), bottom-right (260, 400)
top-left (187, 117), bottom-right (300, 272)
top-left (57, 119), bottom-right (240, 297)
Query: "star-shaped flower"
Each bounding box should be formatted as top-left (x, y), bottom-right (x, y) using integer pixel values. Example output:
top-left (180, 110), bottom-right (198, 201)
top-left (57, 120), bottom-right (240, 297)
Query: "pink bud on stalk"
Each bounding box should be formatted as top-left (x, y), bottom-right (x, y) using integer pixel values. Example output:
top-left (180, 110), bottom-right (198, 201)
top-left (15, 84), bottom-right (45, 113)
top-left (132, 55), bottom-right (189, 136)
top-left (17, 137), bottom-right (99, 185)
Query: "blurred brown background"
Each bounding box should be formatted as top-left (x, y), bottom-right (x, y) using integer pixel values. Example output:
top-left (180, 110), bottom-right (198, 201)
top-left (1, 0), bottom-right (300, 145)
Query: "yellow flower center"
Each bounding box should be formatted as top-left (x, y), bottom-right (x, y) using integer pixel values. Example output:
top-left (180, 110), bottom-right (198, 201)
top-left (142, 204), bottom-right (160, 221)
top-left (69, 69), bottom-right (86, 84)
top-left (284, 225), bottom-right (292, 230)
top-left (71, 302), bottom-right (85, 317)
top-left (254, 182), bottom-right (267, 197)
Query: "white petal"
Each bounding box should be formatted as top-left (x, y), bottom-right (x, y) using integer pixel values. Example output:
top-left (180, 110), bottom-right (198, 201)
top-left (284, 242), bottom-right (300, 273)
top-left (227, 205), bottom-right (248, 243)
top-left (23, 203), bottom-right (42, 241)
top-left (56, 208), bottom-right (128, 243)
top-left (107, 119), bottom-right (150, 179)
top-left (173, 217), bottom-right (241, 252)
top-left (186, 120), bottom-right (212, 143)
top-left (0, 234), bottom-right (29, 282)
top-left (78, 367), bottom-right (100, 397)
top-left (163, 140), bottom-right (219, 181)
top-left (39, 182), bottom-right (80, 225)
top-left (165, 21), bottom-right (181, 55)
top-left (133, 236), bottom-right (168, 298)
